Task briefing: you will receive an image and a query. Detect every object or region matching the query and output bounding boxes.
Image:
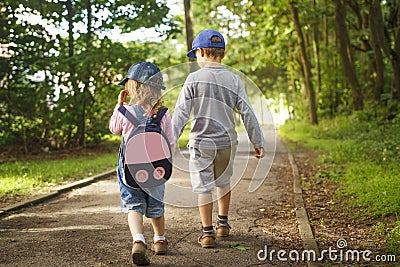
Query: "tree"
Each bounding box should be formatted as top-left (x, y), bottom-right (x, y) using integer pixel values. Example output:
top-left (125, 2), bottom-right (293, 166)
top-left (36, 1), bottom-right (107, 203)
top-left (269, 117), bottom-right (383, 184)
top-left (184, 0), bottom-right (196, 71)
top-left (0, 0), bottom-right (58, 151)
top-left (334, 0), bottom-right (364, 111)
top-left (0, 0), bottom-right (177, 150)
top-left (289, 1), bottom-right (318, 124)
top-left (369, 0), bottom-right (400, 102)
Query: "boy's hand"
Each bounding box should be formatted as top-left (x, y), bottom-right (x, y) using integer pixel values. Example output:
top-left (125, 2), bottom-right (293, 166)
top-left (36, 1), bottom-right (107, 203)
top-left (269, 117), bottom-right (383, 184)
top-left (255, 147), bottom-right (264, 159)
top-left (118, 90), bottom-right (128, 106)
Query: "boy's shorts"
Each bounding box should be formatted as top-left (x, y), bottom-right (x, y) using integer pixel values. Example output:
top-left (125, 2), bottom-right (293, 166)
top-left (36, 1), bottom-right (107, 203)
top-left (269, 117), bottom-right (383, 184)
top-left (189, 145), bottom-right (237, 194)
top-left (117, 160), bottom-right (164, 218)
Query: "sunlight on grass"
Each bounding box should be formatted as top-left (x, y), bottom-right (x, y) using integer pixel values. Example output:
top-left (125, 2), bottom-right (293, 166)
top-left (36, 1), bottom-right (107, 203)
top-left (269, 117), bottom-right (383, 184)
top-left (280, 116), bottom-right (400, 254)
top-left (0, 153), bottom-right (116, 196)
top-left (280, 116), bottom-right (400, 217)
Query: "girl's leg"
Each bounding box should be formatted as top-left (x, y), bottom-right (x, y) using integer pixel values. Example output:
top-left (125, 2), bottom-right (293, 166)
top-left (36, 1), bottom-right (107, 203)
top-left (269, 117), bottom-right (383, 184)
top-left (150, 215), bottom-right (165, 237)
top-left (128, 211), bottom-right (145, 243)
top-left (150, 215), bottom-right (168, 255)
top-left (129, 211), bottom-right (149, 265)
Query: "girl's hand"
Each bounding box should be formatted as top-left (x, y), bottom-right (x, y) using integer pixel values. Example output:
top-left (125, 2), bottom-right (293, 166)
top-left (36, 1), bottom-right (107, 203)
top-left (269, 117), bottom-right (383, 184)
top-left (118, 90), bottom-right (128, 106)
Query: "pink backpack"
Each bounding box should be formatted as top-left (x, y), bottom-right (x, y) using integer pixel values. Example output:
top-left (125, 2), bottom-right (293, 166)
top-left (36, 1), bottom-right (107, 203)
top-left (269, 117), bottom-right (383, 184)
top-left (118, 105), bottom-right (172, 188)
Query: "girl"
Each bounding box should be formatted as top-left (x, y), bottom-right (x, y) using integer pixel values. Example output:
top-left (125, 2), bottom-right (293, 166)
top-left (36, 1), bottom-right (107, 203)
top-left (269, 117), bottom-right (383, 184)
top-left (109, 62), bottom-right (175, 265)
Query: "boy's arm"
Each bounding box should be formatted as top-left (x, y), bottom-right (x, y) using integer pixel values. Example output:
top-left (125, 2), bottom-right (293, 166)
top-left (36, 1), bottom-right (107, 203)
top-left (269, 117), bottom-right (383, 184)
top-left (172, 80), bottom-right (193, 140)
top-left (255, 147), bottom-right (264, 159)
top-left (161, 111), bottom-right (177, 155)
top-left (235, 77), bottom-right (265, 155)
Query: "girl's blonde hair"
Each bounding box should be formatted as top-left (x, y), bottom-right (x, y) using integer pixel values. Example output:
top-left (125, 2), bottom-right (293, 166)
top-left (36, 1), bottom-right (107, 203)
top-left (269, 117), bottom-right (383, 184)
top-left (125, 79), bottom-right (163, 114)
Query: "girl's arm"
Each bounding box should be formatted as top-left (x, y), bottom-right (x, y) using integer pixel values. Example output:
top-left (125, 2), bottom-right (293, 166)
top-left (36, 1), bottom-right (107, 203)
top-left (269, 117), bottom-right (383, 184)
top-left (109, 90), bottom-right (128, 135)
top-left (109, 104), bottom-right (124, 135)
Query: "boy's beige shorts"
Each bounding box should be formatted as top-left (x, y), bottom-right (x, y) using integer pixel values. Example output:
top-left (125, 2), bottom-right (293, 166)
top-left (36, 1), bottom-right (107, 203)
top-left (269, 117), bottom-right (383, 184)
top-left (188, 145), bottom-right (237, 194)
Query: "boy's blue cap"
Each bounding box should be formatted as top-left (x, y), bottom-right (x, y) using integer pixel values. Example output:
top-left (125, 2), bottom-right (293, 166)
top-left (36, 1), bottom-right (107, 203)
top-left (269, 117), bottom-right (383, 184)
top-left (118, 61), bottom-right (165, 90)
top-left (187, 29), bottom-right (225, 58)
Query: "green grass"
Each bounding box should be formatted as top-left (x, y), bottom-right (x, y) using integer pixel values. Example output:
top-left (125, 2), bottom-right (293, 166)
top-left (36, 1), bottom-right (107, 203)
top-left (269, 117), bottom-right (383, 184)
top-left (177, 125), bottom-right (190, 148)
top-left (280, 116), bottom-right (400, 216)
top-left (280, 116), bottom-right (400, 254)
top-left (0, 153), bottom-right (117, 196)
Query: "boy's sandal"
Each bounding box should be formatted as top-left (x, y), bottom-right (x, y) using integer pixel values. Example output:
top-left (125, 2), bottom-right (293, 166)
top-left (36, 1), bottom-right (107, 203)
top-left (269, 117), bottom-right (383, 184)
top-left (216, 222), bottom-right (231, 237)
top-left (198, 233), bottom-right (216, 248)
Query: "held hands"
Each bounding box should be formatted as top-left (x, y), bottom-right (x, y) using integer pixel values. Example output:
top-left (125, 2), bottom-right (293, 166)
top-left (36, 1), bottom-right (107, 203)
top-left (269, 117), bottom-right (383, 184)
top-left (255, 147), bottom-right (264, 159)
top-left (118, 90), bottom-right (128, 106)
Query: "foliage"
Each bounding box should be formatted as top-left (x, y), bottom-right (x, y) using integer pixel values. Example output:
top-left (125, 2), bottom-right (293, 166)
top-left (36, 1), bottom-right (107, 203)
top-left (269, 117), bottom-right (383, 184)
top-left (281, 116), bottom-right (400, 257)
top-left (0, 0), bottom-right (179, 151)
top-left (1, 0), bottom-right (398, 151)
top-left (373, 221), bottom-right (400, 256)
top-left (280, 117), bottom-right (400, 217)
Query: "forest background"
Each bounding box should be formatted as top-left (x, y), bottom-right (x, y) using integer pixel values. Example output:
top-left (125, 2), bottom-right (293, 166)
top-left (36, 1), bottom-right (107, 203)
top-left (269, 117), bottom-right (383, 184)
top-left (1, 0), bottom-right (399, 149)
top-left (0, 0), bottom-right (399, 255)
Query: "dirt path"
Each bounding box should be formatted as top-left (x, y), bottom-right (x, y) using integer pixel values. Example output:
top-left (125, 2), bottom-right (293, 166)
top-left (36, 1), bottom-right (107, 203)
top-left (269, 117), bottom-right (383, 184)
top-left (0, 129), bottom-right (306, 267)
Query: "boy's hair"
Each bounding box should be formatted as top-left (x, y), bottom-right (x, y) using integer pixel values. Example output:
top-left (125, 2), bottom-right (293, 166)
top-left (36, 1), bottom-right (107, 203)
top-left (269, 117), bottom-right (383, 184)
top-left (203, 36), bottom-right (225, 59)
top-left (126, 79), bottom-right (163, 113)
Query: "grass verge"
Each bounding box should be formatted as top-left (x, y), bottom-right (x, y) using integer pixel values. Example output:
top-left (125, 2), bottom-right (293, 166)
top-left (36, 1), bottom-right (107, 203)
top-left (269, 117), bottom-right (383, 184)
top-left (280, 115), bottom-right (400, 255)
top-left (0, 153), bottom-right (116, 197)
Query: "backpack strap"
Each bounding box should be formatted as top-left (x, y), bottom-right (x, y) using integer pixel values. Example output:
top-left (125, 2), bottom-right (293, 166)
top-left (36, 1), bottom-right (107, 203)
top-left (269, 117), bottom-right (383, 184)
top-left (118, 105), bottom-right (140, 127)
top-left (150, 107), bottom-right (168, 125)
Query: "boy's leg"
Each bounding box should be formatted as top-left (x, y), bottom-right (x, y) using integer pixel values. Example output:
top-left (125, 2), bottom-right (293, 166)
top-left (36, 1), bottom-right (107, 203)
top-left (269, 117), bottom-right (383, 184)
top-left (189, 146), bottom-right (216, 226)
top-left (189, 147), bottom-right (217, 248)
top-left (216, 185), bottom-right (231, 237)
top-left (214, 146), bottom-right (236, 237)
top-left (217, 185), bottom-right (231, 216)
top-left (198, 193), bottom-right (214, 227)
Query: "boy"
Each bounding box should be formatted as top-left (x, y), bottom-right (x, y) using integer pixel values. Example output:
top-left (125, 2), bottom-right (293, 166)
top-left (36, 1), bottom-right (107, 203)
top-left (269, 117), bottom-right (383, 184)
top-left (172, 29), bottom-right (264, 248)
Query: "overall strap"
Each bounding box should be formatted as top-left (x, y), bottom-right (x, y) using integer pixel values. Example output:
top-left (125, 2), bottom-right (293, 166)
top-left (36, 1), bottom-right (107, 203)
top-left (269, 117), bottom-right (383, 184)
top-left (132, 104), bottom-right (148, 124)
top-left (117, 105), bottom-right (140, 127)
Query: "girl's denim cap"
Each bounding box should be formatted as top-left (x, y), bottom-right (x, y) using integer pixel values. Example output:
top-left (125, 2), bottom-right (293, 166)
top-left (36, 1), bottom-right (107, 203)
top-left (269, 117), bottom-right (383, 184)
top-left (187, 29), bottom-right (225, 58)
top-left (118, 62), bottom-right (165, 90)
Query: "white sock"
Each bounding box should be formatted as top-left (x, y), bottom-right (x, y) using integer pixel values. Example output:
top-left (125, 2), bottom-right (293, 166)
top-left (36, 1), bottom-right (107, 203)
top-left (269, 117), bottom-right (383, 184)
top-left (153, 235), bottom-right (166, 242)
top-left (133, 233), bottom-right (146, 244)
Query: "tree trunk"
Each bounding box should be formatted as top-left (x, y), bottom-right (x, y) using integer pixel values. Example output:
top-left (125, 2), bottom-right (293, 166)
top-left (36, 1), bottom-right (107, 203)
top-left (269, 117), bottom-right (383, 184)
top-left (289, 45), bottom-right (297, 94)
top-left (369, 1), bottom-right (385, 101)
top-left (184, 0), bottom-right (196, 71)
top-left (388, 1), bottom-right (400, 101)
top-left (371, 0), bottom-right (400, 101)
top-left (334, 0), bottom-right (364, 111)
top-left (289, 1), bottom-right (318, 125)
top-left (312, 0), bottom-right (321, 94)
top-left (66, 0), bottom-right (75, 147)
top-left (78, 0), bottom-right (93, 147)
top-left (66, 0), bottom-right (74, 59)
